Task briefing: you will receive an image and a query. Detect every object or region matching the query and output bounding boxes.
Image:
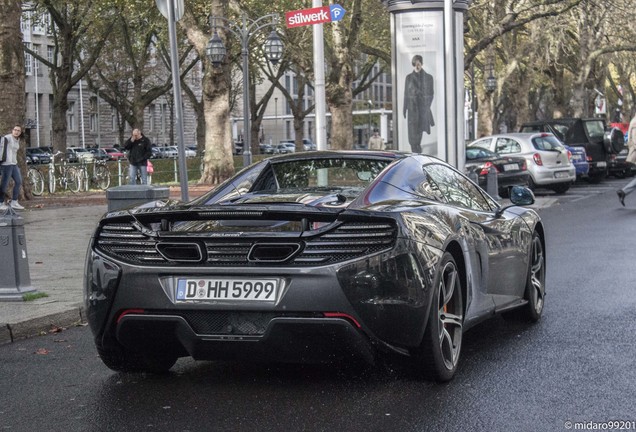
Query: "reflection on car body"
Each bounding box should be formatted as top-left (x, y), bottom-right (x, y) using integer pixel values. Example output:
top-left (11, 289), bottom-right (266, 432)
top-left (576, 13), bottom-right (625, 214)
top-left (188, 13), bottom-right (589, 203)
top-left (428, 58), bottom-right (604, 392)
top-left (85, 150), bottom-right (546, 382)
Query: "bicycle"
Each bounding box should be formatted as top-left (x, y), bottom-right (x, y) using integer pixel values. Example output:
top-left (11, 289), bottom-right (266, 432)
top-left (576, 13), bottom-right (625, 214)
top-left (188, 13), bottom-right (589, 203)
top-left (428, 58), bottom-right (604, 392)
top-left (26, 166), bottom-right (45, 196)
top-left (48, 152), bottom-right (81, 194)
top-left (77, 159), bottom-right (111, 190)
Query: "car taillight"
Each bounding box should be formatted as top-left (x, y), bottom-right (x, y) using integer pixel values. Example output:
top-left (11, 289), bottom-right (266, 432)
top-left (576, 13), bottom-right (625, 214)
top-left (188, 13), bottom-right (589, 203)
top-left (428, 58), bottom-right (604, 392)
top-left (586, 155), bottom-right (593, 162)
top-left (533, 153), bottom-right (543, 166)
top-left (479, 161), bottom-right (498, 175)
top-left (567, 150), bottom-right (572, 162)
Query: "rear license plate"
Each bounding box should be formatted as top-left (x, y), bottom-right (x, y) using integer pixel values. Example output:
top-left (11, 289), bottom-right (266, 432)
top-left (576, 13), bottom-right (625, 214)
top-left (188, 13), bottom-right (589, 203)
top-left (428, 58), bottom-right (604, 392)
top-left (176, 278), bottom-right (278, 301)
top-left (596, 161), bottom-right (607, 168)
top-left (554, 171), bottom-right (570, 179)
top-left (503, 163), bottom-right (519, 171)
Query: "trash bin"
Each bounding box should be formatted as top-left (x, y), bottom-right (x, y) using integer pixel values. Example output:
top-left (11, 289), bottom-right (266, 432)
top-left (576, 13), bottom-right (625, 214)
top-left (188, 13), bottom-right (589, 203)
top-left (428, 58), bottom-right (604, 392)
top-left (106, 185), bottom-right (170, 212)
top-left (0, 209), bottom-right (36, 301)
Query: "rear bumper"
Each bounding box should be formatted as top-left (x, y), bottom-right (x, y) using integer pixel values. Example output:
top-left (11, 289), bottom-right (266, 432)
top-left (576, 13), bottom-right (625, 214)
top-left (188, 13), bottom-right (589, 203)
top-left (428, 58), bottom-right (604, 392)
top-left (530, 165), bottom-right (576, 185)
top-left (114, 313), bottom-right (376, 364)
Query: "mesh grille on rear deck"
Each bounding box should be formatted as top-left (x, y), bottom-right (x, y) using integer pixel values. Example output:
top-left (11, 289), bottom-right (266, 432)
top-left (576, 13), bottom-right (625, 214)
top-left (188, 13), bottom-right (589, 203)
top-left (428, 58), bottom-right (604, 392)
top-left (95, 221), bottom-right (396, 267)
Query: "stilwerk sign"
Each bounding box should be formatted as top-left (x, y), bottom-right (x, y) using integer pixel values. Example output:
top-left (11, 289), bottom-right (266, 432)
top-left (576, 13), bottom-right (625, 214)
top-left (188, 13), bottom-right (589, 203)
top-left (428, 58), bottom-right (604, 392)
top-left (285, 4), bottom-right (345, 28)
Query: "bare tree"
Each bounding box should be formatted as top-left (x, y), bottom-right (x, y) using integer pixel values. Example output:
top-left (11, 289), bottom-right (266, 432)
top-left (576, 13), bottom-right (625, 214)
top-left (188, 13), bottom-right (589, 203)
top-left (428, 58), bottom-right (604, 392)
top-left (24, 0), bottom-right (114, 152)
top-left (85, 10), bottom-right (198, 145)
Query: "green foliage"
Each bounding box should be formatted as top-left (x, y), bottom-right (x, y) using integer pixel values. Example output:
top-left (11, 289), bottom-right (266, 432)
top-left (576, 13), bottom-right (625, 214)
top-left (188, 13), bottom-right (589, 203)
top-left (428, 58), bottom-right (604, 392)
top-left (23, 292), bottom-right (49, 302)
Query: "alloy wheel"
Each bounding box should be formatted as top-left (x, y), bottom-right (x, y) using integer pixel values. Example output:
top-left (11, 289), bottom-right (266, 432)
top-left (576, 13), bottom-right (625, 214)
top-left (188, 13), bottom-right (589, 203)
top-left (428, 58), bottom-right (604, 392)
top-left (437, 260), bottom-right (463, 370)
top-left (529, 235), bottom-right (545, 315)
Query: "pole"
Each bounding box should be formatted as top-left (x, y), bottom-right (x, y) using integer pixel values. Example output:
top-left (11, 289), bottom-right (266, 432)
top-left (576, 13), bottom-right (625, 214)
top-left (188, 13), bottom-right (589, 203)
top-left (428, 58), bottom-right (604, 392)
top-left (368, 101), bottom-right (372, 142)
top-left (34, 60), bottom-right (40, 147)
top-left (79, 79), bottom-right (86, 148)
top-left (242, 16), bottom-right (252, 167)
top-left (443, 0), bottom-right (457, 166)
top-left (97, 89), bottom-right (101, 147)
top-left (167, 0), bottom-right (189, 201)
top-left (313, 0), bottom-right (328, 151)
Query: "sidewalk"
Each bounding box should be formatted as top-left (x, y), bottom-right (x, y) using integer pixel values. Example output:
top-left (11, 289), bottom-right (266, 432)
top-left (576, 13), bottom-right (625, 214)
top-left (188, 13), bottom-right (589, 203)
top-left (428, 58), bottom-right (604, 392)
top-left (0, 187), bottom-right (556, 345)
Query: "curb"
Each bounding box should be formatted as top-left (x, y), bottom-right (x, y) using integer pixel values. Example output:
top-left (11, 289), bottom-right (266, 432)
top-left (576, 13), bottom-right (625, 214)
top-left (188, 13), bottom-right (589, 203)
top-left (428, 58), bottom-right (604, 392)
top-left (0, 306), bottom-right (86, 345)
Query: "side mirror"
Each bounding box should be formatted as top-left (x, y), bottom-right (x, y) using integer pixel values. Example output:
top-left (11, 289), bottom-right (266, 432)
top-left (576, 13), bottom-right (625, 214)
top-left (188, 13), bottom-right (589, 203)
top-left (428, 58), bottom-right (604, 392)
top-left (509, 185), bottom-right (535, 206)
top-left (494, 186), bottom-right (535, 218)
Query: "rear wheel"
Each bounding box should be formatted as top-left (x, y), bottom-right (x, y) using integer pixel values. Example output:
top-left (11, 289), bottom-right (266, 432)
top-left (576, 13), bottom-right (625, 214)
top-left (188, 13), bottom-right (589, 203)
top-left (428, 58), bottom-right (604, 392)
top-left (66, 167), bottom-right (81, 193)
top-left (412, 252), bottom-right (464, 382)
top-left (96, 341), bottom-right (177, 373)
top-left (551, 183), bottom-right (570, 194)
top-left (27, 168), bottom-right (44, 196)
top-left (94, 164), bottom-right (111, 189)
top-left (504, 231), bottom-right (545, 322)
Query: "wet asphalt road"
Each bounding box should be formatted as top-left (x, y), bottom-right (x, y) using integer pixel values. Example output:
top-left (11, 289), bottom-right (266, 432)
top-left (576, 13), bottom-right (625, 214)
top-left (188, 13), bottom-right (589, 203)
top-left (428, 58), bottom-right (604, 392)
top-left (1, 178), bottom-right (635, 432)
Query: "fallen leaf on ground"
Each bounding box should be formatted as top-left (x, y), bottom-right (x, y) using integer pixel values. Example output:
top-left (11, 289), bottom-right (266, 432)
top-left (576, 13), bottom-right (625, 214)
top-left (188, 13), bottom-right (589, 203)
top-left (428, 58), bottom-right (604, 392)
top-left (35, 348), bottom-right (49, 355)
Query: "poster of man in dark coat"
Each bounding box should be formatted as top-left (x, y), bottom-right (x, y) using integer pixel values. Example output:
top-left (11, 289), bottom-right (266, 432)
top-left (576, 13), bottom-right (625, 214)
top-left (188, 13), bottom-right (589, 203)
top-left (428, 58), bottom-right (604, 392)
top-left (403, 54), bottom-right (435, 153)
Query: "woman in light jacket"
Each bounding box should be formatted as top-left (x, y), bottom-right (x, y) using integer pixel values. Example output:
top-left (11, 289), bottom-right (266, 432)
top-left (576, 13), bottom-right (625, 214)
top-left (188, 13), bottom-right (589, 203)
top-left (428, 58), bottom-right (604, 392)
top-left (0, 125), bottom-right (24, 210)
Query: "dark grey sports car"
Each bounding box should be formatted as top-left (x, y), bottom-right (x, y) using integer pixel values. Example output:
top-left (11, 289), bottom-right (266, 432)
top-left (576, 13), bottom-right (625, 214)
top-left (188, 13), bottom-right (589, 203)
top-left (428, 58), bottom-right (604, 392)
top-left (84, 150), bottom-right (546, 382)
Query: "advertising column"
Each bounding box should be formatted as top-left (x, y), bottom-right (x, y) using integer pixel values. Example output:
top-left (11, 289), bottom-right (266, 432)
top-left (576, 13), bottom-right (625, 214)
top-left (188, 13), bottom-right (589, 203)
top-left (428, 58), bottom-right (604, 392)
top-left (383, 0), bottom-right (470, 169)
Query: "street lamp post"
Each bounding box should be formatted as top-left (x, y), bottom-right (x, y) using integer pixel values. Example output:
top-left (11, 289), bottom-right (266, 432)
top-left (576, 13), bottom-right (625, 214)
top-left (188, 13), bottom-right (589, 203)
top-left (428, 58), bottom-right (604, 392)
top-left (367, 100), bottom-right (373, 145)
top-left (206, 13), bottom-right (283, 167)
top-left (485, 62), bottom-right (497, 93)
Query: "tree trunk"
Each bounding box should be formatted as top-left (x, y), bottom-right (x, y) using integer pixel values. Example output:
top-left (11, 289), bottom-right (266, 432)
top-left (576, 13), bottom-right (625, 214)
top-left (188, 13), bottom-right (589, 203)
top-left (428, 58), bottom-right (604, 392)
top-left (51, 92), bottom-right (69, 153)
top-left (201, 67), bottom-right (234, 184)
top-left (0, 0), bottom-right (27, 200)
top-left (0, 0), bottom-right (25, 132)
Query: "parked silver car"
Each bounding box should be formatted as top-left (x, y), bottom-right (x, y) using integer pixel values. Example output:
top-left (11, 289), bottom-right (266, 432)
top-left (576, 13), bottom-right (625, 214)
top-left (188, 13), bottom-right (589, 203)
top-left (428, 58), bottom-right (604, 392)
top-left (66, 147), bottom-right (95, 163)
top-left (468, 132), bottom-right (576, 194)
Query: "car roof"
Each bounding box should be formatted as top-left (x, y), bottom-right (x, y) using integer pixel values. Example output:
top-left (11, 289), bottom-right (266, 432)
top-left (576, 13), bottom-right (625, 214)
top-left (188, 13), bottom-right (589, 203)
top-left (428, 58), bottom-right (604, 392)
top-left (471, 132), bottom-right (558, 140)
top-left (262, 150), bottom-right (412, 163)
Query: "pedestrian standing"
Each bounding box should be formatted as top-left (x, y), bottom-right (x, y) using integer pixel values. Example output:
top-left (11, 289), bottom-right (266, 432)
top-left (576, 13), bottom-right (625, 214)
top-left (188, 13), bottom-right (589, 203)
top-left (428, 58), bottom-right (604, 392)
top-left (368, 129), bottom-right (384, 150)
top-left (124, 128), bottom-right (152, 185)
top-left (617, 113), bottom-right (636, 206)
top-left (0, 125), bottom-right (25, 210)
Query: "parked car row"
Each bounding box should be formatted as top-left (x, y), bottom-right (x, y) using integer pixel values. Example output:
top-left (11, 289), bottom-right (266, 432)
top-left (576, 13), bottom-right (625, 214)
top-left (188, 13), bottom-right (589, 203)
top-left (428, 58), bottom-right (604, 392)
top-left (467, 125), bottom-right (634, 197)
top-left (519, 117), bottom-right (627, 182)
top-left (151, 145), bottom-right (197, 159)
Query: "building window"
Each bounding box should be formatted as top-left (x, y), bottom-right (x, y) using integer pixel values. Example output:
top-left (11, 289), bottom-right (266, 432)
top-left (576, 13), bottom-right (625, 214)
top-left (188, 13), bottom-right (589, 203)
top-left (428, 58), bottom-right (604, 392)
top-left (32, 17), bottom-right (45, 34)
top-left (47, 46), bottom-right (55, 64)
top-left (21, 12), bottom-right (30, 33)
top-left (149, 104), bottom-right (155, 132)
top-left (24, 43), bottom-right (32, 76)
top-left (89, 97), bottom-right (98, 133)
top-left (111, 107), bottom-right (117, 132)
top-left (67, 102), bottom-right (76, 132)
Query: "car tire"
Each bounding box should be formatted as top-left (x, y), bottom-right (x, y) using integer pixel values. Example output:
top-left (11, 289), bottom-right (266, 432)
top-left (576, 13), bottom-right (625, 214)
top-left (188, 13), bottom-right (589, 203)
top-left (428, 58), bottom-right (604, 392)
top-left (550, 183), bottom-right (570, 194)
top-left (586, 172), bottom-right (606, 183)
top-left (503, 231), bottom-right (545, 322)
top-left (96, 341), bottom-right (178, 374)
top-left (412, 252), bottom-right (464, 382)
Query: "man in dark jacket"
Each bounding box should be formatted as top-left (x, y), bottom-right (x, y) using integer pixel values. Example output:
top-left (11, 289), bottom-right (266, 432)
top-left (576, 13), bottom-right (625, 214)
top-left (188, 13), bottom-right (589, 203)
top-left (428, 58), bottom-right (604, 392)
top-left (403, 55), bottom-right (435, 153)
top-left (124, 128), bottom-right (152, 184)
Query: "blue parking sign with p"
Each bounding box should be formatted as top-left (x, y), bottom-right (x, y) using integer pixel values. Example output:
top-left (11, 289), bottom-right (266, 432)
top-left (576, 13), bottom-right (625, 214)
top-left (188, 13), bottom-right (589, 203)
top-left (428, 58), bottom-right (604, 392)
top-left (330, 4), bottom-right (345, 22)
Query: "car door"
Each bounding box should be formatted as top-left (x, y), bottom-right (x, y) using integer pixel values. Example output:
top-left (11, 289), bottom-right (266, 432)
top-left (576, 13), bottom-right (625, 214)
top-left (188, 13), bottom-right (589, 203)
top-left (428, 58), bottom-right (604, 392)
top-left (424, 164), bottom-right (529, 316)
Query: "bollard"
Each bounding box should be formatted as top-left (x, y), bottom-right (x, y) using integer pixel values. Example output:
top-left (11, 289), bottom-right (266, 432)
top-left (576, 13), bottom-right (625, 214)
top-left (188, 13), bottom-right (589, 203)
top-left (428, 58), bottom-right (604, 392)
top-left (468, 170), bottom-right (479, 185)
top-left (486, 166), bottom-right (501, 201)
top-left (106, 184), bottom-right (170, 212)
top-left (0, 208), bottom-right (36, 301)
